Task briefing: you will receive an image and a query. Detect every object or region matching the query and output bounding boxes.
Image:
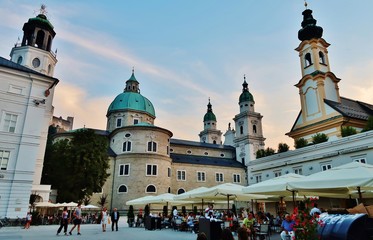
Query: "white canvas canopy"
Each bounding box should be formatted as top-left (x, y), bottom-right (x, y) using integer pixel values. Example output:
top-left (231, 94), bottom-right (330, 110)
top-left (126, 195), bottom-right (156, 206)
top-left (35, 202), bottom-right (58, 208)
top-left (288, 162), bottom-right (373, 202)
top-left (82, 204), bottom-right (100, 210)
top-left (242, 173), bottom-right (305, 209)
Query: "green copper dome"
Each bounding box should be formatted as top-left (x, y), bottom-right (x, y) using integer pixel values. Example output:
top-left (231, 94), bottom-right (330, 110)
top-left (107, 71), bottom-right (155, 117)
top-left (239, 79), bottom-right (254, 103)
top-left (107, 92), bottom-right (155, 117)
top-left (203, 100), bottom-right (216, 122)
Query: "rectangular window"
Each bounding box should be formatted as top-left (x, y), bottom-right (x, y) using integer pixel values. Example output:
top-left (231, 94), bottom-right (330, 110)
top-left (168, 167), bottom-right (171, 177)
top-left (119, 164), bottom-right (130, 176)
top-left (122, 141), bottom-right (131, 152)
top-left (274, 171), bottom-right (282, 178)
top-left (133, 119), bottom-right (139, 125)
top-left (321, 164), bottom-right (332, 171)
top-left (215, 173), bottom-right (224, 182)
top-left (354, 158), bottom-right (366, 164)
top-left (233, 174), bottom-right (241, 183)
top-left (116, 118), bottom-right (122, 127)
top-left (255, 175), bottom-right (262, 183)
top-left (197, 171), bottom-right (206, 182)
top-left (146, 164), bottom-right (157, 176)
top-left (147, 141), bottom-right (157, 152)
top-left (0, 150), bottom-right (10, 170)
top-left (177, 170), bottom-right (186, 181)
top-left (3, 113), bottom-right (18, 133)
top-left (294, 167), bottom-right (303, 175)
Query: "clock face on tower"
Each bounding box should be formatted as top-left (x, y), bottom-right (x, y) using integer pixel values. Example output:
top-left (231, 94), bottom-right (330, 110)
top-left (32, 58), bottom-right (40, 68)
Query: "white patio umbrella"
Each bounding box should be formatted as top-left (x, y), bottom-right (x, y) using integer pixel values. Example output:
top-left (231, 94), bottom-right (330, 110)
top-left (288, 162), bottom-right (373, 202)
top-left (126, 195), bottom-right (156, 206)
top-left (35, 202), bottom-right (58, 208)
top-left (242, 173), bottom-right (305, 209)
top-left (82, 204), bottom-right (100, 210)
top-left (176, 183), bottom-right (267, 211)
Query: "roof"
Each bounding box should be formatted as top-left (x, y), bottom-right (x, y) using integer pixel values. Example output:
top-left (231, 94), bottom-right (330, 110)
top-left (325, 97), bottom-right (373, 120)
top-left (170, 138), bottom-right (235, 150)
top-left (0, 56), bottom-right (58, 81)
top-left (170, 153), bottom-right (244, 168)
top-left (288, 97), bottom-right (373, 133)
top-left (107, 92), bottom-right (155, 117)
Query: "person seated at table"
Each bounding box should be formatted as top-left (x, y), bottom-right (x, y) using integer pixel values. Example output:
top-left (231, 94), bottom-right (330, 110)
top-left (196, 232), bottom-right (208, 240)
top-left (237, 227), bottom-right (249, 240)
top-left (187, 212), bottom-right (195, 231)
top-left (242, 212), bottom-right (255, 237)
top-left (204, 204), bottom-right (214, 218)
top-left (220, 228), bottom-right (234, 240)
top-left (280, 214), bottom-right (295, 240)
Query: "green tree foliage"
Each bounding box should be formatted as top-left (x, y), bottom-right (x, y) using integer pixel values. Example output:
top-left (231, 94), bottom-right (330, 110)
top-left (42, 128), bottom-right (110, 203)
top-left (341, 126), bottom-right (357, 137)
top-left (277, 143), bottom-right (290, 153)
top-left (127, 205), bottom-right (135, 226)
top-left (311, 133), bottom-right (329, 144)
top-left (294, 138), bottom-right (308, 149)
top-left (256, 149), bottom-right (266, 159)
top-left (256, 147), bottom-right (276, 159)
top-left (362, 116), bottom-right (373, 132)
top-left (97, 194), bottom-right (108, 209)
top-left (144, 204), bottom-right (150, 217)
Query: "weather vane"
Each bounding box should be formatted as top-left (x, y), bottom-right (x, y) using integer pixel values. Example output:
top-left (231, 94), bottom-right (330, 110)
top-left (304, 1), bottom-right (308, 9)
top-left (40, 4), bottom-right (47, 14)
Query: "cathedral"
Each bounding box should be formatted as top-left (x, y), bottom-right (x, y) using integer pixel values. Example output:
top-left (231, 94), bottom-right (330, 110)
top-left (0, 4), bottom-right (373, 217)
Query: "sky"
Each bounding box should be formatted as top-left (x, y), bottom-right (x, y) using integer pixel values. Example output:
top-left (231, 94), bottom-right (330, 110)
top-left (0, 1), bottom-right (372, 150)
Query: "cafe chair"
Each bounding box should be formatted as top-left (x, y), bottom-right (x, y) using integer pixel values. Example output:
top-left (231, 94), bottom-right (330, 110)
top-left (256, 224), bottom-right (270, 240)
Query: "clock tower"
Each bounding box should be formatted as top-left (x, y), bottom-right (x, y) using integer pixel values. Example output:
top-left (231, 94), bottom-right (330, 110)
top-left (9, 5), bottom-right (57, 77)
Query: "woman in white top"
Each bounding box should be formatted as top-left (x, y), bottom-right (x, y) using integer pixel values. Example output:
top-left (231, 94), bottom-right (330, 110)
top-left (101, 207), bottom-right (108, 232)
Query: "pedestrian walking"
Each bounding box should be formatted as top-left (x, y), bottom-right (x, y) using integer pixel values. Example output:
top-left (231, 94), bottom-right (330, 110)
top-left (56, 207), bottom-right (69, 235)
top-left (110, 208), bottom-right (120, 231)
top-left (24, 212), bottom-right (32, 229)
top-left (101, 207), bottom-right (108, 232)
top-left (69, 203), bottom-right (82, 235)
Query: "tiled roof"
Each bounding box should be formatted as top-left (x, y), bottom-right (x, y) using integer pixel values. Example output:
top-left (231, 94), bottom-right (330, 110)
top-left (324, 97), bottom-right (373, 120)
top-left (170, 153), bottom-right (244, 168)
top-left (170, 138), bottom-right (235, 150)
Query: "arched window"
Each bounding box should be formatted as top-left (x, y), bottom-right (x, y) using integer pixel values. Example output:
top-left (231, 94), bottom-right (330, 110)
top-left (253, 125), bottom-right (257, 134)
top-left (118, 185), bottom-right (128, 193)
top-left (35, 30), bottom-right (45, 49)
top-left (146, 185), bottom-right (156, 193)
top-left (147, 141), bottom-right (157, 152)
top-left (17, 56), bottom-right (23, 64)
top-left (47, 35), bottom-right (52, 51)
top-left (305, 53), bottom-right (312, 67)
top-left (213, 140), bottom-right (216, 144)
top-left (240, 126), bottom-right (244, 135)
top-left (177, 188), bottom-right (185, 195)
top-left (319, 51), bottom-right (326, 64)
top-left (123, 141), bottom-right (132, 152)
top-left (168, 187), bottom-right (171, 193)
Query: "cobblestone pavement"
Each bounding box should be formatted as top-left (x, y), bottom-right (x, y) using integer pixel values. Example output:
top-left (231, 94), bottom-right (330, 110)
top-left (0, 220), bottom-right (281, 240)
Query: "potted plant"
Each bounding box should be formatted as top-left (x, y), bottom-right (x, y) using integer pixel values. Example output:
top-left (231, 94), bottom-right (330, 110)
top-left (127, 205), bottom-right (135, 227)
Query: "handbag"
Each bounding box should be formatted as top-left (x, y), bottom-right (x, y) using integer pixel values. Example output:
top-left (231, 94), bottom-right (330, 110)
top-left (108, 218), bottom-right (111, 224)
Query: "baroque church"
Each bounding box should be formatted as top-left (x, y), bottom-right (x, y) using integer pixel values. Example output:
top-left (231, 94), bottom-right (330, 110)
top-left (1, 4), bottom-right (373, 217)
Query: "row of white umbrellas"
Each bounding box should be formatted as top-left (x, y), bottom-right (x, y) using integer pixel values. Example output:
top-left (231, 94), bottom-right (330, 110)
top-left (126, 162), bottom-right (373, 208)
top-left (35, 201), bottom-right (100, 209)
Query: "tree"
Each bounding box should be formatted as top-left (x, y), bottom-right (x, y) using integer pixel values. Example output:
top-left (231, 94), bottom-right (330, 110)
top-left (311, 133), bottom-right (328, 144)
top-left (256, 149), bottom-right (266, 159)
top-left (341, 126), bottom-right (357, 137)
top-left (97, 194), bottom-right (108, 209)
top-left (256, 147), bottom-right (276, 159)
top-left (362, 116), bottom-right (373, 132)
top-left (277, 143), bottom-right (289, 153)
top-left (294, 138), bottom-right (308, 149)
top-left (42, 128), bottom-right (110, 203)
top-left (144, 204), bottom-right (150, 218)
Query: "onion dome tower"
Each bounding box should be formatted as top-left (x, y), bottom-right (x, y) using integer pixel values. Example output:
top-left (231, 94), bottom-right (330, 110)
top-left (287, 6), bottom-right (347, 141)
top-left (10, 5), bottom-right (57, 77)
top-left (233, 76), bottom-right (265, 164)
top-left (199, 99), bottom-right (222, 144)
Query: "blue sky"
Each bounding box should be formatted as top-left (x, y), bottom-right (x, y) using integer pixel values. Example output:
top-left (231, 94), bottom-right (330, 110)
top-left (0, 1), bottom-right (372, 150)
